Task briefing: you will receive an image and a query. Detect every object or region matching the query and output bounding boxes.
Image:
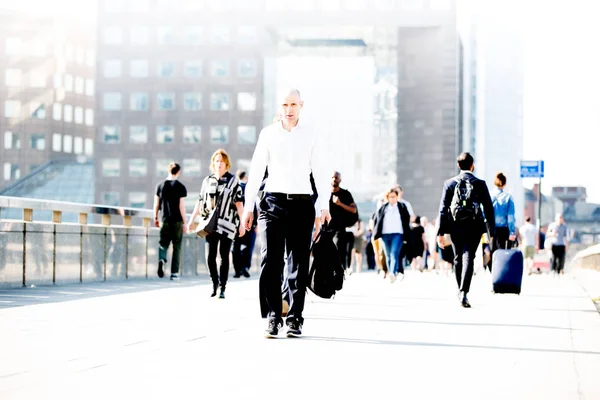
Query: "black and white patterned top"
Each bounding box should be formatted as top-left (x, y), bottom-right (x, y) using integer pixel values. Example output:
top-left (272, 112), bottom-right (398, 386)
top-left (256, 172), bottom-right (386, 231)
top-left (199, 171), bottom-right (244, 239)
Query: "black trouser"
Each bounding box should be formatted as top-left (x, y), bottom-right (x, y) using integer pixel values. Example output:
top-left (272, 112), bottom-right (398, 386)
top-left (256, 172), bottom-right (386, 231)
top-left (232, 228), bottom-right (257, 275)
top-left (551, 245), bottom-right (566, 273)
top-left (450, 225), bottom-right (481, 294)
top-left (332, 230), bottom-right (351, 270)
top-left (206, 232), bottom-right (233, 288)
top-left (488, 226), bottom-right (510, 272)
top-left (258, 193), bottom-right (315, 322)
top-left (159, 222), bottom-right (183, 274)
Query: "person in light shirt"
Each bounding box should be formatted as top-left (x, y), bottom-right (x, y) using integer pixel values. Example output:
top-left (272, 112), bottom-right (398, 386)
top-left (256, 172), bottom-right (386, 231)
top-left (242, 89), bottom-right (331, 338)
top-left (519, 216), bottom-right (537, 274)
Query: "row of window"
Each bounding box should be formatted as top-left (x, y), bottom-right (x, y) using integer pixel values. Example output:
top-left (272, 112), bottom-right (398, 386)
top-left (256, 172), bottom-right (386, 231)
top-left (3, 132), bottom-right (94, 155)
top-left (102, 92), bottom-right (257, 112)
top-left (4, 101), bottom-right (94, 125)
top-left (4, 69), bottom-right (95, 96)
top-left (103, 59), bottom-right (257, 79)
top-left (103, 25), bottom-right (258, 46)
top-left (102, 158), bottom-right (204, 178)
top-left (102, 191), bottom-right (150, 208)
top-left (4, 38), bottom-right (95, 66)
top-left (102, 125), bottom-right (256, 145)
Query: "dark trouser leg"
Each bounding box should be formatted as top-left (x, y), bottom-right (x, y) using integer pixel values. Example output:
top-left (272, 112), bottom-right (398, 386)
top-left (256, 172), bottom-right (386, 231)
top-left (552, 245), bottom-right (566, 273)
top-left (258, 195), bottom-right (286, 320)
top-left (241, 229), bottom-right (257, 271)
top-left (170, 222), bottom-right (183, 274)
top-left (232, 236), bottom-right (243, 276)
top-left (345, 231), bottom-right (354, 270)
top-left (158, 223), bottom-right (172, 263)
top-left (451, 231), bottom-right (480, 294)
top-left (332, 230), bottom-right (348, 270)
top-left (381, 234), bottom-right (403, 275)
top-left (218, 235), bottom-right (233, 288)
top-left (205, 234), bottom-right (220, 286)
top-left (488, 227), bottom-right (510, 271)
top-left (285, 199), bottom-right (315, 321)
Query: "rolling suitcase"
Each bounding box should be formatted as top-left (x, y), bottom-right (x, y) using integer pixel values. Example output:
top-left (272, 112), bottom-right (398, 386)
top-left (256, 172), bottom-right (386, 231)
top-left (491, 247), bottom-right (523, 294)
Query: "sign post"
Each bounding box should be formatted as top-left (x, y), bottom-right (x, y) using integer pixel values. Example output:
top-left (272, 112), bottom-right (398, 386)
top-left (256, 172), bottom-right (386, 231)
top-left (520, 160), bottom-right (545, 248)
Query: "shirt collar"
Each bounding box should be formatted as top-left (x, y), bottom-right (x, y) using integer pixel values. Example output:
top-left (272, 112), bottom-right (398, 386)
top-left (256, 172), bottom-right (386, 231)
top-left (279, 119), bottom-right (302, 132)
top-left (460, 170), bottom-right (473, 175)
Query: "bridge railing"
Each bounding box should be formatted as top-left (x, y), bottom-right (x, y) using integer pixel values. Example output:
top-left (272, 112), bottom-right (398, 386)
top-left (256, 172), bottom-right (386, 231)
top-left (0, 196), bottom-right (207, 289)
top-left (571, 244), bottom-right (600, 272)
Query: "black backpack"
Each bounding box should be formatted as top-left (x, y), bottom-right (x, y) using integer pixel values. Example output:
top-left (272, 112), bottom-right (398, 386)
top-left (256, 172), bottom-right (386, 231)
top-left (450, 175), bottom-right (480, 222)
top-left (308, 225), bottom-right (344, 299)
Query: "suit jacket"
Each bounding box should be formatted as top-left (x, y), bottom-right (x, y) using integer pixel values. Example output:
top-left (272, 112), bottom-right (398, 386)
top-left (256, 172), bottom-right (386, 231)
top-left (437, 171), bottom-right (495, 237)
top-left (373, 201), bottom-right (412, 241)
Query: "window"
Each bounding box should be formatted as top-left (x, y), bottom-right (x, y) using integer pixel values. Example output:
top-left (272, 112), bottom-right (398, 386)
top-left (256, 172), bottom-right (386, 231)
top-left (210, 126), bottom-right (229, 144)
top-left (74, 107), bottom-right (84, 124)
top-left (85, 109), bottom-right (94, 126)
top-left (238, 59), bottom-right (257, 77)
top-left (75, 47), bottom-right (84, 64)
top-left (129, 192), bottom-right (147, 208)
top-left (75, 77), bottom-right (84, 94)
top-left (54, 73), bottom-right (62, 89)
top-left (53, 104), bottom-right (62, 120)
top-left (130, 126), bottom-right (147, 143)
top-left (30, 133), bottom-right (46, 150)
top-left (158, 27), bottom-right (175, 45)
top-left (237, 159), bottom-right (251, 172)
top-left (74, 137), bottom-right (83, 154)
top-left (64, 104), bottom-right (73, 123)
top-left (211, 60), bottom-right (229, 77)
top-left (104, 60), bottom-right (122, 78)
top-left (102, 192), bottom-right (119, 207)
top-left (3, 163), bottom-right (20, 181)
top-left (65, 74), bottom-right (73, 91)
top-left (237, 126), bottom-right (256, 144)
top-left (237, 26), bottom-right (258, 44)
top-left (237, 92), bottom-right (257, 111)
top-left (157, 125), bottom-right (174, 143)
top-left (130, 26), bottom-right (148, 44)
top-left (86, 49), bottom-right (95, 66)
top-left (30, 102), bottom-right (45, 119)
top-left (130, 92), bottom-right (149, 111)
top-left (210, 93), bottom-right (230, 110)
top-left (52, 133), bottom-right (62, 152)
top-left (85, 79), bottom-right (95, 96)
top-left (184, 93), bottom-right (202, 110)
top-left (104, 27), bottom-right (122, 45)
top-left (30, 71), bottom-right (46, 88)
top-left (156, 159), bottom-right (171, 176)
top-left (186, 26), bottom-right (203, 44)
top-left (129, 159), bottom-right (147, 177)
top-left (130, 60), bottom-right (148, 77)
top-left (4, 100), bottom-right (21, 118)
top-left (183, 126), bottom-right (201, 143)
top-left (84, 139), bottom-right (93, 156)
top-left (5, 69), bottom-right (21, 87)
top-left (63, 135), bottom-right (73, 153)
top-left (5, 38), bottom-right (22, 55)
top-left (184, 61), bottom-right (202, 77)
top-left (102, 159), bottom-right (120, 177)
top-left (158, 61), bottom-right (174, 77)
top-left (157, 93), bottom-right (175, 110)
top-left (103, 126), bottom-right (121, 143)
top-left (210, 26), bottom-right (230, 45)
top-left (103, 93), bottom-right (122, 110)
top-left (3, 132), bottom-right (20, 149)
top-left (183, 159), bottom-right (201, 176)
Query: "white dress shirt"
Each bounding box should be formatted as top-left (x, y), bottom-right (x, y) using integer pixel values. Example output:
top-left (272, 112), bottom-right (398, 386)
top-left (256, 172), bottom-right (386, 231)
top-left (244, 120), bottom-right (330, 213)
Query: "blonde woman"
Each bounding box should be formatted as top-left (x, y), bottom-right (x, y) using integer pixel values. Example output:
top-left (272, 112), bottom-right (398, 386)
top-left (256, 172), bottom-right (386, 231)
top-left (188, 149), bottom-right (245, 299)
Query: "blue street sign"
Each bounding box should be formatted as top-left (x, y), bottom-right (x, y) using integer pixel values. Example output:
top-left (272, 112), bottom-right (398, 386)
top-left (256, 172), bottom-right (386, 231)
top-left (520, 160), bottom-right (545, 178)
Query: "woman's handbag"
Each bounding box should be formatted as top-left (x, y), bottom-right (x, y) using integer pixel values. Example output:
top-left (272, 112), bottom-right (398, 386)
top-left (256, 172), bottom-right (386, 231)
top-left (195, 192), bottom-right (223, 239)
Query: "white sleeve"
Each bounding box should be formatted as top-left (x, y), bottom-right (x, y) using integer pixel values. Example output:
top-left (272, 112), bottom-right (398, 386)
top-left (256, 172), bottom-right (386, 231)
top-left (244, 129), bottom-right (269, 213)
top-left (310, 131), bottom-right (331, 212)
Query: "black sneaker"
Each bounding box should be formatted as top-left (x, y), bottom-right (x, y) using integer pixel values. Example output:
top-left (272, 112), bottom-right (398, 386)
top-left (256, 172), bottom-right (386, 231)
top-left (233, 273), bottom-right (242, 279)
top-left (157, 259), bottom-right (166, 278)
top-left (170, 273), bottom-right (179, 281)
top-left (286, 318), bottom-right (303, 338)
top-left (219, 287), bottom-right (225, 299)
top-left (264, 319), bottom-right (282, 338)
top-left (242, 268), bottom-right (250, 278)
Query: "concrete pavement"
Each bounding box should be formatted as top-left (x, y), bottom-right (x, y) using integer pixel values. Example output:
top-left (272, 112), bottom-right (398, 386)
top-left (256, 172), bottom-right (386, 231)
top-left (1, 270), bottom-right (599, 400)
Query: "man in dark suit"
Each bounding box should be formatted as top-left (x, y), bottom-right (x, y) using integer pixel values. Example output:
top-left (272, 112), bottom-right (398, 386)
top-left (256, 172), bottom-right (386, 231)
top-left (437, 152), bottom-right (495, 307)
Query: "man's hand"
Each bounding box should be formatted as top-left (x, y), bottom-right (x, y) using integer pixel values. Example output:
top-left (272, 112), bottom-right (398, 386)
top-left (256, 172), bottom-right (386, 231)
top-left (242, 211), bottom-right (254, 231)
top-left (238, 225), bottom-right (246, 238)
top-left (154, 218), bottom-right (160, 227)
top-left (509, 234), bottom-right (517, 242)
top-left (437, 235), bottom-right (446, 248)
top-left (186, 221), bottom-right (194, 233)
top-left (332, 195), bottom-right (341, 206)
top-left (183, 224), bottom-right (189, 234)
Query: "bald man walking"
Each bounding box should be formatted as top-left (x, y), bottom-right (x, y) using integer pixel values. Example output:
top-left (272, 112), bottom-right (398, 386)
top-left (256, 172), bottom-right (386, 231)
top-left (242, 89), bottom-right (331, 338)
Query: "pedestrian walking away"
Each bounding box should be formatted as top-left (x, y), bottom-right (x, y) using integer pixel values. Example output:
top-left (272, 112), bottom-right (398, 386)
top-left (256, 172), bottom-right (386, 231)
top-left (437, 152), bottom-right (495, 308)
top-left (519, 216), bottom-right (537, 274)
top-left (188, 149), bottom-right (245, 299)
top-left (488, 172), bottom-right (516, 271)
top-left (153, 162), bottom-right (188, 280)
top-left (241, 88), bottom-right (331, 338)
top-left (546, 213), bottom-right (569, 275)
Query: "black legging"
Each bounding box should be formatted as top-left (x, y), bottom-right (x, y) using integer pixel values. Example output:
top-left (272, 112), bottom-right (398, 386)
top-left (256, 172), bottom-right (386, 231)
top-left (488, 226), bottom-right (510, 272)
top-left (551, 245), bottom-right (566, 273)
top-left (206, 232), bottom-right (233, 288)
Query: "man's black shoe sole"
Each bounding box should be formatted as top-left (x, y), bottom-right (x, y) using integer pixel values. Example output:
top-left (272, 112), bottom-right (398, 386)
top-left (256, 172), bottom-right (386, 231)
top-left (157, 260), bottom-right (165, 278)
top-left (286, 331), bottom-right (302, 338)
top-left (264, 331), bottom-right (279, 338)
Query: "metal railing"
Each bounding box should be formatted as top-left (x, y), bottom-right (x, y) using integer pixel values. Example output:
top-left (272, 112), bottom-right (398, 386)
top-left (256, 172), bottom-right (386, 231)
top-left (0, 196), bottom-right (206, 288)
